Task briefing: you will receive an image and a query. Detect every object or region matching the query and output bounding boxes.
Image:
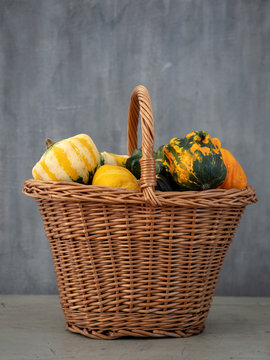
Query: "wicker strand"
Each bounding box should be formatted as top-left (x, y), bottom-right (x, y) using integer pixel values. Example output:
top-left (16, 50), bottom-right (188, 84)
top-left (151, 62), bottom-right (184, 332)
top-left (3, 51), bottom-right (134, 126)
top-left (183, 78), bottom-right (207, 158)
top-left (66, 322), bottom-right (204, 339)
top-left (22, 180), bottom-right (257, 208)
top-left (127, 85), bottom-right (161, 207)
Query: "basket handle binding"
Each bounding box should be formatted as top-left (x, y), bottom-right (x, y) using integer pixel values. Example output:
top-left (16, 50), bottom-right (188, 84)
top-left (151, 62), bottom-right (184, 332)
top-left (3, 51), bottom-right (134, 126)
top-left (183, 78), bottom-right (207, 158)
top-left (127, 85), bottom-right (161, 207)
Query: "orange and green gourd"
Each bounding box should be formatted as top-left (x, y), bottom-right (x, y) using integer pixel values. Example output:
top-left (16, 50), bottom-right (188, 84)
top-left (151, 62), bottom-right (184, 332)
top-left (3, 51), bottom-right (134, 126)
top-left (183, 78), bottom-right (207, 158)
top-left (32, 134), bottom-right (100, 184)
top-left (163, 131), bottom-right (227, 190)
top-left (211, 138), bottom-right (247, 189)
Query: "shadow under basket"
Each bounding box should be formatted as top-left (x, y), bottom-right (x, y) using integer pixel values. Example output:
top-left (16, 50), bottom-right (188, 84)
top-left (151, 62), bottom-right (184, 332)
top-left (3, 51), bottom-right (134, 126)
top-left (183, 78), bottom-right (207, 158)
top-left (22, 85), bottom-right (257, 339)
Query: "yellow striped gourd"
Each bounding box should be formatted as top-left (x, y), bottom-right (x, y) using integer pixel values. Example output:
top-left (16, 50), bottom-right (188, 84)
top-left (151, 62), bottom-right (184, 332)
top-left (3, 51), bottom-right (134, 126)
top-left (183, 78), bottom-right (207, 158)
top-left (100, 152), bottom-right (128, 167)
top-left (32, 134), bottom-right (100, 184)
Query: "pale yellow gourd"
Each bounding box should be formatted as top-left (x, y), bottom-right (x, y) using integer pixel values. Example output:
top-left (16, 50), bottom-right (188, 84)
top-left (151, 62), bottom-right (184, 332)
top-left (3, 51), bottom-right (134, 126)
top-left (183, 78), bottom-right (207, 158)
top-left (32, 134), bottom-right (100, 184)
top-left (100, 151), bottom-right (129, 167)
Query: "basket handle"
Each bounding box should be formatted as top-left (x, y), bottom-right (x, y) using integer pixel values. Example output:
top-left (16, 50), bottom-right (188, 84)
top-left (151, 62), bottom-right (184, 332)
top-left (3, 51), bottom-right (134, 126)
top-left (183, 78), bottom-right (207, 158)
top-left (127, 85), bottom-right (161, 207)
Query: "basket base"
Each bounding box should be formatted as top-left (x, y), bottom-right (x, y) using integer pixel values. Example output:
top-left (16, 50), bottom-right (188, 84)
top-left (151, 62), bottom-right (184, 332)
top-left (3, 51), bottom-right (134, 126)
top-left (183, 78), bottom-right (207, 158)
top-left (65, 322), bottom-right (205, 340)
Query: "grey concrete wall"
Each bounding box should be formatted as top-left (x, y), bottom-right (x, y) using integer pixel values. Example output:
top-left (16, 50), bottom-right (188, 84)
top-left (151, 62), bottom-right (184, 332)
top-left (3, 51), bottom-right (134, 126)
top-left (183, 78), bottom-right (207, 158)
top-left (0, 0), bottom-right (269, 295)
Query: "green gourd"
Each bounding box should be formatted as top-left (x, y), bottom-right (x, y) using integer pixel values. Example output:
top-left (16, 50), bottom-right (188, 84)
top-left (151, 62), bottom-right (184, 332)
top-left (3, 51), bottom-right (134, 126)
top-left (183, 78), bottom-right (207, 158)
top-left (126, 146), bottom-right (166, 179)
top-left (163, 131), bottom-right (227, 190)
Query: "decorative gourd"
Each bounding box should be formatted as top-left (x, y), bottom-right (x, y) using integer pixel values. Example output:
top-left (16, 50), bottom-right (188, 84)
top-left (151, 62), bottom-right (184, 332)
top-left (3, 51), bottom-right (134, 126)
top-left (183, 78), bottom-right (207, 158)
top-left (125, 148), bottom-right (143, 179)
top-left (211, 138), bottom-right (247, 189)
top-left (100, 152), bottom-right (128, 167)
top-left (126, 146), bottom-right (166, 179)
top-left (155, 175), bottom-right (173, 191)
top-left (32, 134), bottom-right (100, 184)
top-left (92, 165), bottom-right (140, 190)
top-left (219, 148), bottom-right (247, 189)
top-left (155, 144), bottom-right (165, 159)
top-left (163, 131), bottom-right (227, 190)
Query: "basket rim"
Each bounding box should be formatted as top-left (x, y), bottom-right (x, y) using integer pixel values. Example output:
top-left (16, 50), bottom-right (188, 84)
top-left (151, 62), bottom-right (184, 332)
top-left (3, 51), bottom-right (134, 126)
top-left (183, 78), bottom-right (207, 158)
top-left (22, 179), bottom-right (257, 208)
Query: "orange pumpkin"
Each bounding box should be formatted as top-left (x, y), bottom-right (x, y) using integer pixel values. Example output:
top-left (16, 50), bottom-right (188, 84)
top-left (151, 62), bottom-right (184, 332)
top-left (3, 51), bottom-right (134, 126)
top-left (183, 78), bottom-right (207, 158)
top-left (211, 138), bottom-right (247, 189)
top-left (219, 148), bottom-right (247, 189)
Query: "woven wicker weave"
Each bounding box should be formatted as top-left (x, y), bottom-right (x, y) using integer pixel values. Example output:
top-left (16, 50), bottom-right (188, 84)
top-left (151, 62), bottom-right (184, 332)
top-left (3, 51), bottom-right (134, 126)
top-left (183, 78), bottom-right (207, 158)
top-left (23, 85), bottom-right (257, 339)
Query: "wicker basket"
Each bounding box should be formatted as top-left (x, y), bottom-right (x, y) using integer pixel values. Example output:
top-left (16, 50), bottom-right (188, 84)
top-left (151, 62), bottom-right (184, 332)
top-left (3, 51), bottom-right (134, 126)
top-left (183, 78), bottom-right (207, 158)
top-left (23, 85), bottom-right (257, 339)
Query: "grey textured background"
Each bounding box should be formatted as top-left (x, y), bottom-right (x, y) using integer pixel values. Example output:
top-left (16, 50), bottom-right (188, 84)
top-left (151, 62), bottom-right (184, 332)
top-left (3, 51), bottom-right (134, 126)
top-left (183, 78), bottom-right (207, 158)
top-left (0, 0), bottom-right (269, 295)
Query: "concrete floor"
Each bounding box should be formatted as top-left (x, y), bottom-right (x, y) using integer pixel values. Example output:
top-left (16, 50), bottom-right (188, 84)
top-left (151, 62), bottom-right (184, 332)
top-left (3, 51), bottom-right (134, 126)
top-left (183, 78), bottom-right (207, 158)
top-left (0, 296), bottom-right (269, 360)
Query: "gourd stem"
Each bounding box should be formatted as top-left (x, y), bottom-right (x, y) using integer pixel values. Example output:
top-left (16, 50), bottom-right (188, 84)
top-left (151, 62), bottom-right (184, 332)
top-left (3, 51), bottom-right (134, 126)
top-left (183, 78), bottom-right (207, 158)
top-left (45, 138), bottom-right (55, 149)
